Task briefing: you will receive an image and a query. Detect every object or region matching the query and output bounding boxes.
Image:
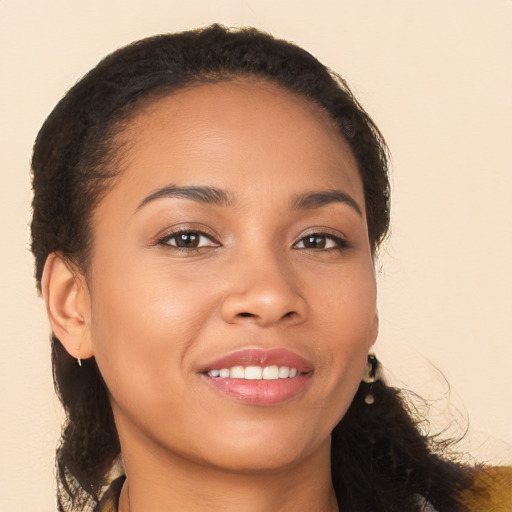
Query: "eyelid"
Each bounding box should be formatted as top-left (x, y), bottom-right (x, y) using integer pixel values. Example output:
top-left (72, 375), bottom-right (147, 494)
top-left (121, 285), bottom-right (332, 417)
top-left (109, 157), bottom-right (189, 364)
top-left (292, 228), bottom-right (350, 250)
top-left (161, 231), bottom-right (219, 248)
top-left (152, 224), bottom-right (221, 247)
top-left (151, 224), bottom-right (349, 251)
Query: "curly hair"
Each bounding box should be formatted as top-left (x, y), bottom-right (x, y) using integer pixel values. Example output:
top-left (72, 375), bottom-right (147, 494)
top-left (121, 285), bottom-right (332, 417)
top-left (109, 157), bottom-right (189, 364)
top-left (31, 24), bottom-right (473, 511)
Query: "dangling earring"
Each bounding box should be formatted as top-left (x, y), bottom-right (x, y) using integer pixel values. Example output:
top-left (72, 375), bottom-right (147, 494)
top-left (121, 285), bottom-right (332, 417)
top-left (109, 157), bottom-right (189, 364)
top-left (362, 353), bottom-right (380, 405)
top-left (76, 345), bottom-right (82, 367)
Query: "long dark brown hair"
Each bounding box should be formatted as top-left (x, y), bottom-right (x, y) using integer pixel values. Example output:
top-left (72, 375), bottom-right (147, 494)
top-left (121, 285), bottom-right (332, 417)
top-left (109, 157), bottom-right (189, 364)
top-left (31, 24), bottom-right (473, 512)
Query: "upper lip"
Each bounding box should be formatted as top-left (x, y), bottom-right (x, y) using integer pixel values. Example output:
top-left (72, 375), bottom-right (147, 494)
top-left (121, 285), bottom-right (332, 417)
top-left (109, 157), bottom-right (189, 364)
top-left (199, 347), bottom-right (313, 373)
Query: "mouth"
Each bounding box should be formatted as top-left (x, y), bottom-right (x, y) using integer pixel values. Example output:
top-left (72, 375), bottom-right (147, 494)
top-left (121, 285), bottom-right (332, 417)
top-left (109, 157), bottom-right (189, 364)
top-left (207, 365), bottom-right (300, 379)
top-left (199, 348), bottom-right (313, 406)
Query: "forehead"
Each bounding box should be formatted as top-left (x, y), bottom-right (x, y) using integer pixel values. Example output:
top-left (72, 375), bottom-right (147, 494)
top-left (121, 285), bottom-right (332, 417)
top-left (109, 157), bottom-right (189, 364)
top-left (107, 79), bottom-right (363, 209)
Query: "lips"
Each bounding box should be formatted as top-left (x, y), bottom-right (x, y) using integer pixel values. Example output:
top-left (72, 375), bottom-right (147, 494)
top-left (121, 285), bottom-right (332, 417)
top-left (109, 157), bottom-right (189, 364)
top-left (200, 348), bottom-right (313, 374)
top-left (199, 348), bottom-right (313, 406)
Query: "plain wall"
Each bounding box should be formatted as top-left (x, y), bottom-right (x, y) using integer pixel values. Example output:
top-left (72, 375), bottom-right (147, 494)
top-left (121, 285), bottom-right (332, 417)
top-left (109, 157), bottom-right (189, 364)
top-left (1, 1), bottom-right (511, 510)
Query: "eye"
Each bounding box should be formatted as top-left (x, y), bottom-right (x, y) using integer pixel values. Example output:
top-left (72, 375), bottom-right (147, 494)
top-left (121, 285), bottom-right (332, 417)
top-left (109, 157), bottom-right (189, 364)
top-left (294, 233), bottom-right (348, 251)
top-left (159, 230), bottom-right (219, 250)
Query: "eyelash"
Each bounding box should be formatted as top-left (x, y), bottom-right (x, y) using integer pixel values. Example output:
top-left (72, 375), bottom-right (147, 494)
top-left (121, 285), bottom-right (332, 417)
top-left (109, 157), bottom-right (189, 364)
top-left (156, 229), bottom-right (350, 253)
top-left (293, 232), bottom-right (350, 251)
top-left (157, 229), bottom-right (220, 252)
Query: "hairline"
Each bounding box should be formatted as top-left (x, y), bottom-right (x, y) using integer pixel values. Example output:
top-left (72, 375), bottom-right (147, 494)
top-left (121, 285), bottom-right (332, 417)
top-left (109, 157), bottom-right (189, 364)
top-left (76, 73), bottom-right (374, 286)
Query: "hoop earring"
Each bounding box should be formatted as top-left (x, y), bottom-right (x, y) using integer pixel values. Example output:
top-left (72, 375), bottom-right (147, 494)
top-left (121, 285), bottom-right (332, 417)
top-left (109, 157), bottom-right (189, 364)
top-left (362, 353), bottom-right (380, 405)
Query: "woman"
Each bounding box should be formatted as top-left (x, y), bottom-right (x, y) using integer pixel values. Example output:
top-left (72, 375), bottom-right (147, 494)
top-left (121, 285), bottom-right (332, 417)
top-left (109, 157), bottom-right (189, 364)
top-left (30, 25), bottom-right (510, 512)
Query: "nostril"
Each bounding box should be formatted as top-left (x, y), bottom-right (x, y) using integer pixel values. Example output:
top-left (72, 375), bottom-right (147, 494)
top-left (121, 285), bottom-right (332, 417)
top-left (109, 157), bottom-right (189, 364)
top-left (238, 311), bottom-right (296, 319)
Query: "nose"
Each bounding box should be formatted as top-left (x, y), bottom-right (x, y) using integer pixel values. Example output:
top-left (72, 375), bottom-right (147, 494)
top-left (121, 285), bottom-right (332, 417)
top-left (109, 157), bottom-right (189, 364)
top-left (220, 254), bottom-right (308, 327)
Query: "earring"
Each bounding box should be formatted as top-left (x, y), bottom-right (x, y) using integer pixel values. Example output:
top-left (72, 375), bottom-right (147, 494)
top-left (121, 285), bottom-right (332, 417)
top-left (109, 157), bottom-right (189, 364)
top-left (76, 345), bottom-right (82, 367)
top-left (362, 353), bottom-right (380, 405)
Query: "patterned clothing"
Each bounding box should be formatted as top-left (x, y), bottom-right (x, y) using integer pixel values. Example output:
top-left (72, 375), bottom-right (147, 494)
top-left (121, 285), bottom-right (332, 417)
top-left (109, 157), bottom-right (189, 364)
top-left (94, 467), bottom-right (512, 512)
top-left (94, 476), bottom-right (125, 512)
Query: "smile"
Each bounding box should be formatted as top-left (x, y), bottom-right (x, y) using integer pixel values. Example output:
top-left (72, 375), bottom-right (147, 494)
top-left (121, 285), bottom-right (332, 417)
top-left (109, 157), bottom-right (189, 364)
top-left (200, 348), bottom-right (313, 405)
top-left (207, 365), bottom-right (299, 380)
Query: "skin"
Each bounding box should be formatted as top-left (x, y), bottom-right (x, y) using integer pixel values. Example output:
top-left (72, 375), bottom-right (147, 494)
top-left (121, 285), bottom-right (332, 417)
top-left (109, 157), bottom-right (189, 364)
top-left (43, 79), bottom-right (378, 511)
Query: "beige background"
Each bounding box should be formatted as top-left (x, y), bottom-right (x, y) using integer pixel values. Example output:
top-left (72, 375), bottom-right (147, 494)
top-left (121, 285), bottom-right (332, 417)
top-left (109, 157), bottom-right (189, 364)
top-left (1, 1), bottom-right (511, 510)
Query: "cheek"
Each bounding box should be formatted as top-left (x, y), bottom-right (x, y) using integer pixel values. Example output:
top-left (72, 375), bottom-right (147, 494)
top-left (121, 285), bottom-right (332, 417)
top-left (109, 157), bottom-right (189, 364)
top-left (87, 257), bottom-right (216, 402)
top-left (310, 258), bottom-right (377, 344)
top-left (307, 261), bottom-right (377, 413)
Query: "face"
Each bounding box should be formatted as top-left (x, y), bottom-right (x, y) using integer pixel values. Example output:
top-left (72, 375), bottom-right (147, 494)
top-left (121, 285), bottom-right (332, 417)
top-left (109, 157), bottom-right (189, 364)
top-left (85, 79), bottom-right (378, 473)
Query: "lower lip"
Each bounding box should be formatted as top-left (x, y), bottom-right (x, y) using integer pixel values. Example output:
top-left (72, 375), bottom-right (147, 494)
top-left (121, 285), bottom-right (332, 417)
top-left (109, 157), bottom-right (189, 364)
top-left (203, 374), bottom-right (312, 405)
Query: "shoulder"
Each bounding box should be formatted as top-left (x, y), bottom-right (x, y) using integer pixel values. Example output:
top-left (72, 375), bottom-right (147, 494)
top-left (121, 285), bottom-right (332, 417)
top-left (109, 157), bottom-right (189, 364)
top-left (90, 469), bottom-right (512, 512)
top-left (460, 466), bottom-right (512, 512)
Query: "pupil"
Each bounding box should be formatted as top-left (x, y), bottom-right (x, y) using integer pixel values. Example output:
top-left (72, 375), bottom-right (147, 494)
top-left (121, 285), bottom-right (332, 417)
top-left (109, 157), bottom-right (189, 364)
top-left (177, 233), bottom-right (199, 247)
top-left (306, 235), bottom-right (325, 248)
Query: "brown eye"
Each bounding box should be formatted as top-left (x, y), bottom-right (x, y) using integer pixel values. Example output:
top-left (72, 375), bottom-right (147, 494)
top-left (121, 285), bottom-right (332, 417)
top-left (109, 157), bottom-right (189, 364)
top-left (294, 233), bottom-right (348, 250)
top-left (302, 235), bottom-right (327, 249)
top-left (161, 231), bottom-right (218, 249)
top-left (174, 232), bottom-right (200, 248)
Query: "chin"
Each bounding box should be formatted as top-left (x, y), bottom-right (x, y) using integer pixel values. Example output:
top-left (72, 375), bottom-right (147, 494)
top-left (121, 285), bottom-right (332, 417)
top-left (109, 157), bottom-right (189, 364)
top-left (189, 421), bottom-right (332, 474)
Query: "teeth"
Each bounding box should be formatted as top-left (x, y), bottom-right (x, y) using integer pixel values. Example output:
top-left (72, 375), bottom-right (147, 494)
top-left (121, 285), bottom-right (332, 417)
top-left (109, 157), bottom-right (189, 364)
top-left (245, 366), bottom-right (262, 379)
top-left (207, 365), bottom-right (300, 380)
top-left (278, 366), bottom-right (290, 378)
top-left (262, 365), bottom-right (279, 380)
top-left (230, 366), bottom-right (245, 378)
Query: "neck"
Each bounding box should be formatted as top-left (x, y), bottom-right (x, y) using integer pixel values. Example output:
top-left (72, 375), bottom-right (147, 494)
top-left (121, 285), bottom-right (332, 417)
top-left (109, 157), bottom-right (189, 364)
top-left (117, 433), bottom-right (338, 512)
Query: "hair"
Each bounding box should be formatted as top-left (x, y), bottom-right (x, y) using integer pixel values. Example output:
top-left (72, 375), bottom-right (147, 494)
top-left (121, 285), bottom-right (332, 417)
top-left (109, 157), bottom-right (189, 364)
top-left (31, 24), bottom-right (473, 512)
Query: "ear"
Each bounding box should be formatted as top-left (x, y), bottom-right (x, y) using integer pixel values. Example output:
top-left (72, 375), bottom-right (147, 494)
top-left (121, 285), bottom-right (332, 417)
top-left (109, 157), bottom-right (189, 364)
top-left (41, 253), bottom-right (94, 361)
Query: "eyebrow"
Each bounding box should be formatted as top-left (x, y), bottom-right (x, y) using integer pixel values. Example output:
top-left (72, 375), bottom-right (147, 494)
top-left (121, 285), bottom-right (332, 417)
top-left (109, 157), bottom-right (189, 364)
top-left (291, 190), bottom-right (363, 216)
top-left (136, 184), bottom-right (362, 217)
top-left (135, 184), bottom-right (233, 212)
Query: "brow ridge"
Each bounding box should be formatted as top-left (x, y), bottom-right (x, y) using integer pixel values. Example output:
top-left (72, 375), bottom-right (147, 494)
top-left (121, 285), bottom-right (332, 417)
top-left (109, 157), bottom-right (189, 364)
top-left (136, 184), bottom-right (233, 211)
top-left (136, 184), bottom-right (361, 217)
top-left (291, 190), bottom-right (362, 216)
